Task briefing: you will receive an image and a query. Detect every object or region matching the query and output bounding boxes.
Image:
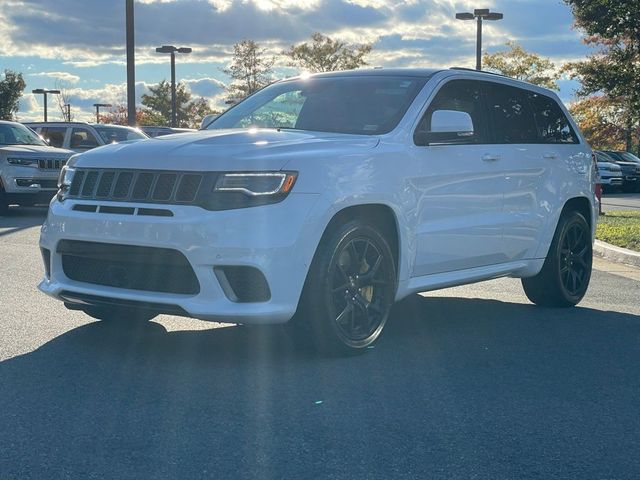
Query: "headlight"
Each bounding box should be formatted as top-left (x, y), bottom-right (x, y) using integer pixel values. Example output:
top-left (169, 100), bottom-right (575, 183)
top-left (7, 157), bottom-right (38, 167)
top-left (56, 166), bottom-right (76, 201)
top-left (214, 172), bottom-right (297, 196)
top-left (199, 171), bottom-right (297, 211)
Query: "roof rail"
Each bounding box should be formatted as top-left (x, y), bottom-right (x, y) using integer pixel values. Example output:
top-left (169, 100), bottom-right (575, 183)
top-left (449, 67), bottom-right (511, 79)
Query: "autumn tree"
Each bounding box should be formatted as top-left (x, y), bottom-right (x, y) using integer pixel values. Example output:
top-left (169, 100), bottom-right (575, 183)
top-left (568, 96), bottom-right (632, 150)
top-left (0, 70), bottom-right (26, 120)
top-left (100, 105), bottom-right (166, 127)
top-left (563, 0), bottom-right (640, 152)
top-left (284, 32), bottom-right (372, 73)
top-left (483, 42), bottom-right (560, 90)
top-left (222, 39), bottom-right (274, 102)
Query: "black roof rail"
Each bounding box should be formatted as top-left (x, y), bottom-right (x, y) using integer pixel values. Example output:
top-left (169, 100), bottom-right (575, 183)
top-left (449, 67), bottom-right (512, 79)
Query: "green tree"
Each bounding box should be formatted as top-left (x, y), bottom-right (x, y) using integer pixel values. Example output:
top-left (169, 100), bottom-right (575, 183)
top-left (140, 80), bottom-right (193, 126)
top-left (284, 32), bottom-right (372, 73)
top-left (563, 0), bottom-right (640, 152)
top-left (483, 42), bottom-right (560, 90)
top-left (0, 70), bottom-right (26, 120)
top-left (222, 39), bottom-right (275, 102)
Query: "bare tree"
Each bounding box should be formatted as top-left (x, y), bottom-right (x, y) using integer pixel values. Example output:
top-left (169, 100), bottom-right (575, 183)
top-left (55, 80), bottom-right (74, 121)
top-left (222, 39), bottom-right (275, 102)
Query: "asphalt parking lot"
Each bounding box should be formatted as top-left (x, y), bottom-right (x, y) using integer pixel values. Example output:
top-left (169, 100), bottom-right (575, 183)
top-left (1, 206), bottom-right (640, 479)
top-left (602, 192), bottom-right (640, 211)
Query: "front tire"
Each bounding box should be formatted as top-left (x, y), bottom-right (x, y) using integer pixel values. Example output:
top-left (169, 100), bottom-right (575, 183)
top-left (295, 219), bottom-right (397, 354)
top-left (522, 210), bottom-right (592, 307)
top-left (0, 187), bottom-right (8, 216)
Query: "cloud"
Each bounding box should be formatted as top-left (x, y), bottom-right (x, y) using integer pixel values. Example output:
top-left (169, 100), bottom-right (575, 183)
top-left (28, 71), bottom-right (81, 83)
top-left (184, 77), bottom-right (226, 97)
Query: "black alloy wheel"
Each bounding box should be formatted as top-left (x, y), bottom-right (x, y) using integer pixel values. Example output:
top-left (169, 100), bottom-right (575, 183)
top-left (522, 210), bottom-right (592, 307)
top-left (558, 220), bottom-right (591, 298)
top-left (296, 220), bottom-right (396, 354)
top-left (328, 236), bottom-right (392, 345)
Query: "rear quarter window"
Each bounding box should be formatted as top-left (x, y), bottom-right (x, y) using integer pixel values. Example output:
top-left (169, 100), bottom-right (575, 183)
top-left (528, 92), bottom-right (579, 144)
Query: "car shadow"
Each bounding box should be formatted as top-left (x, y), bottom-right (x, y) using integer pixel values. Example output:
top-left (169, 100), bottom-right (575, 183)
top-left (0, 206), bottom-right (48, 237)
top-left (2, 295), bottom-right (640, 478)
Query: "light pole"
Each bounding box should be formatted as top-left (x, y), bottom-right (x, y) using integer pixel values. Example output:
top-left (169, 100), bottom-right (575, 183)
top-left (155, 45), bottom-right (192, 127)
top-left (456, 8), bottom-right (503, 71)
top-left (126, 0), bottom-right (136, 126)
top-left (93, 103), bottom-right (113, 123)
top-left (32, 89), bottom-right (61, 122)
top-left (64, 104), bottom-right (71, 122)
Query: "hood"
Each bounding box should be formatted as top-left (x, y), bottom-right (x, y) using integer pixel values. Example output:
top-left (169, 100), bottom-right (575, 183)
top-left (615, 161), bottom-right (640, 169)
top-left (598, 161), bottom-right (621, 170)
top-left (74, 128), bottom-right (379, 171)
top-left (0, 144), bottom-right (74, 157)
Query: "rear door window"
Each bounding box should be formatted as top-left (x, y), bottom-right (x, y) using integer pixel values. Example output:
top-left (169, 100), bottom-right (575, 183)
top-left (70, 128), bottom-right (100, 150)
top-left (485, 83), bottom-right (538, 144)
top-left (40, 127), bottom-right (67, 148)
top-left (528, 92), bottom-right (578, 144)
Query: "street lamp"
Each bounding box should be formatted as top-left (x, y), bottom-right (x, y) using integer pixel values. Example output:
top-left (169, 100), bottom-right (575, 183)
top-left (93, 103), bottom-right (113, 123)
top-left (155, 45), bottom-right (192, 127)
top-left (32, 88), bottom-right (61, 122)
top-left (456, 8), bottom-right (503, 71)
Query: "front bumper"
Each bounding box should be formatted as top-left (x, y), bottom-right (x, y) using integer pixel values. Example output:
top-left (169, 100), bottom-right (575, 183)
top-left (39, 194), bottom-right (321, 324)
top-left (1, 168), bottom-right (59, 204)
top-left (599, 175), bottom-right (623, 187)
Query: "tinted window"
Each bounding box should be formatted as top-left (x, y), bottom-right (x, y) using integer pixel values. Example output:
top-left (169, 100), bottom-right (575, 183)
top-left (70, 128), bottom-right (99, 150)
top-left (94, 126), bottom-right (146, 143)
top-left (528, 92), bottom-right (578, 144)
top-left (40, 127), bottom-right (66, 148)
top-left (486, 83), bottom-right (538, 144)
top-left (415, 80), bottom-right (488, 144)
top-left (210, 75), bottom-right (429, 135)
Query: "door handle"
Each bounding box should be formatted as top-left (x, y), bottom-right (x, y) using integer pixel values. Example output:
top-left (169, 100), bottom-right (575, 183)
top-left (481, 154), bottom-right (500, 162)
top-left (543, 152), bottom-right (557, 159)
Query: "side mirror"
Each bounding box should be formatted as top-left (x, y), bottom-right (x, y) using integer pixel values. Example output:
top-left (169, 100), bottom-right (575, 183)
top-left (200, 114), bottom-right (218, 130)
top-left (415, 110), bottom-right (475, 146)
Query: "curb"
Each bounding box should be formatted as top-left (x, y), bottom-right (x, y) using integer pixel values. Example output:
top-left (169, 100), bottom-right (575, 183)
top-left (593, 240), bottom-right (640, 268)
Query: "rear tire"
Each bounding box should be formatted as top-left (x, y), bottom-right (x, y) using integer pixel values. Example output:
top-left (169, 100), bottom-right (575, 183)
top-left (293, 219), bottom-right (397, 355)
top-left (522, 210), bottom-right (592, 307)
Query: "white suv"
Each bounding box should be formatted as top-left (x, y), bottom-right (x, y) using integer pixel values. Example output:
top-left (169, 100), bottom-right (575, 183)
top-left (38, 69), bottom-right (597, 353)
top-left (0, 120), bottom-right (74, 215)
top-left (26, 122), bottom-right (148, 153)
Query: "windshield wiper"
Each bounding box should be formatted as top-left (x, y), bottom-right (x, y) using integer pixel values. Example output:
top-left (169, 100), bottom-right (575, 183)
top-left (272, 126), bottom-right (306, 132)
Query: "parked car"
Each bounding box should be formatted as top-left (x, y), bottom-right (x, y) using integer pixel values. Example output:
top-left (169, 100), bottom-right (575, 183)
top-left (25, 122), bottom-right (148, 153)
top-left (140, 126), bottom-right (196, 137)
top-left (0, 120), bottom-right (74, 215)
top-left (594, 151), bottom-right (623, 192)
top-left (599, 150), bottom-right (640, 192)
top-left (39, 68), bottom-right (597, 353)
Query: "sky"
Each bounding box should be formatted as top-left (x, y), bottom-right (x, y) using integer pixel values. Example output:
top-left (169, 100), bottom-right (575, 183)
top-left (0, 0), bottom-right (593, 123)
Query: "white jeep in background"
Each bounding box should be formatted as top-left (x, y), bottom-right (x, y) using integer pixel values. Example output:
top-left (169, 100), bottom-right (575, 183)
top-left (26, 122), bottom-right (148, 153)
top-left (0, 120), bottom-right (74, 215)
top-left (39, 68), bottom-right (597, 353)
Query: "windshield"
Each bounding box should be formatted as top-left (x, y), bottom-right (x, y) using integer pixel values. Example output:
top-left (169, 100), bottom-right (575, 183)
top-left (0, 123), bottom-right (46, 146)
top-left (619, 152), bottom-right (640, 164)
top-left (94, 126), bottom-right (147, 143)
top-left (209, 75), bottom-right (429, 135)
